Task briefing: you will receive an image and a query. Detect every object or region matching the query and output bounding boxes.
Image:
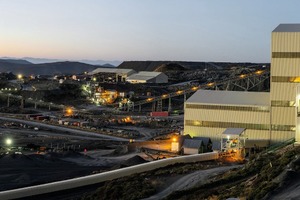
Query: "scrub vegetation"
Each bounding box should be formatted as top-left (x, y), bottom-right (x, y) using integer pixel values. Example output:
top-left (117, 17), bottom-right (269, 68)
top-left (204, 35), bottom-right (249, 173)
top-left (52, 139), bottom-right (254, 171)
top-left (81, 160), bottom-right (224, 200)
top-left (166, 145), bottom-right (300, 200)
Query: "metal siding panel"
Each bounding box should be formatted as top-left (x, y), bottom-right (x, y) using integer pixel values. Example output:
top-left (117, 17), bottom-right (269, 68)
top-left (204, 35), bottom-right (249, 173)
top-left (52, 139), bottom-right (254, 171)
top-left (270, 83), bottom-right (296, 101)
top-left (184, 126), bottom-right (270, 141)
top-left (273, 32), bottom-right (300, 52)
top-left (184, 108), bottom-right (270, 124)
top-left (272, 59), bottom-right (300, 76)
top-left (271, 107), bottom-right (295, 125)
top-left (271, 131), bottom-right (295, 142)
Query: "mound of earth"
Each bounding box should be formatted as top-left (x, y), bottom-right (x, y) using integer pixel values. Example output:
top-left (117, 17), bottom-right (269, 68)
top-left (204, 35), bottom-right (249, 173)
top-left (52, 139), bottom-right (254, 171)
top-left (0, 152), bottom-right (99, 191)
top-left (120, 155), bottom-right (149, 167)
top-left (154, 63), bottom-right (186, 72)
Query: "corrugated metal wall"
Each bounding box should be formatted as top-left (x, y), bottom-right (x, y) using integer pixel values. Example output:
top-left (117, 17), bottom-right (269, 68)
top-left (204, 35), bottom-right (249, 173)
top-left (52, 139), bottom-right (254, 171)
top-left (271, 31), bottom-right (300, 142)
top-left (184, 125), bottom-right (271, 141)
top-left (183, 28), bottom-right (300, 144)
top-left (185, 108), bottom-right (270, 124)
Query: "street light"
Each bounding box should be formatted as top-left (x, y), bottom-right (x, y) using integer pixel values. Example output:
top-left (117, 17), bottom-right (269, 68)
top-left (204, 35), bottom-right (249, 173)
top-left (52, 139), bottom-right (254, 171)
top-left (6, 138), bottom-right (12, 146)
top-left (17, 74), bottom-right (23, 79)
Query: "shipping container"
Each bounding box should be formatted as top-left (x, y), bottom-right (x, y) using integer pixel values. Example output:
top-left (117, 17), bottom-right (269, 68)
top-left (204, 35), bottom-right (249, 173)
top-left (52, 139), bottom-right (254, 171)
top-left (150, 111), bottom-right (169, 117)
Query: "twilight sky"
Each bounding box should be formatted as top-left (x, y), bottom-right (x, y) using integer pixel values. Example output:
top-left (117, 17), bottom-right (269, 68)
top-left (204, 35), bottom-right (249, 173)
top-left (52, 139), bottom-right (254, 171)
top-left (1, 0), bottom-right (300, 63)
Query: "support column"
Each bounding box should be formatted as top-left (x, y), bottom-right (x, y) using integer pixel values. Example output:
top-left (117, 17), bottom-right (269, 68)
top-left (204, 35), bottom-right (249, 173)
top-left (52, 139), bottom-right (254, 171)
top-left (7, 95), bottom-right (10, 107)
top-left (157, 99), bottom-right (162, 112)
top-left (168, 97), bottom-right (172, 112)
top-left (152, 102), bottom-right (156, 112)
top-left (20, 98), bottom-right (24, 109)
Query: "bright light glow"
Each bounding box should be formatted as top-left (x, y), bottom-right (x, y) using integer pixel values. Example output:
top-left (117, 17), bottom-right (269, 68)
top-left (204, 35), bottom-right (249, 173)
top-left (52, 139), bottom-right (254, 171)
top-left (176, 90), bottom-right (183, 94)
top-left (240, 74), bottom-right (246, 78)
top-left (172, 137), bottom-right (177, 142)
top-left (193, 121), bottom-right (201, 126)
top-left (66, 108), bottom-right (73, 115)
top-left (255, 70), bottom-right (263, 75)
top-left (293, 77), bottom-right (300, 83)
top-left (191, 86), bottom-right (199, 90)
top-left (147, 98), bottom-right (153, 101)
top-left (207, 82), bottom-right (214, 87)
top-left (6, 138), bottom-right (12, 146)
top-left (17, 74), bottom-right (23, 79)
top-left (162, 94), bottom-right (168, 98)
top-left (93, 77), bottom-right (97, 81)
top-left (227, 135), bottom-right (230, 140)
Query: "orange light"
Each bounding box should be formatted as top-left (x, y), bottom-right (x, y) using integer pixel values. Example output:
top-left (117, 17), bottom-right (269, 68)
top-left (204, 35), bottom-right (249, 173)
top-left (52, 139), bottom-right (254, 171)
top-left (292, 77), bottom-right (300, 83)
top-left (240, 74), bottom-right (246, 78)
top-left (207, 82), bottom-right (214, 87)
top-left (177, 90), bottom-right (183, 94)
top-left (66, 108), bottom-right (73, 115)
top-left (147, 98), bottom-right (153, 101)
top-left (162, 94), bottom-right (168, 98)
top-left (172, 137), bottom-right (177, 142)
top-left (255, 70), bottom-right (263, 75)
top-left (191, 86), bottom-right (199, 90)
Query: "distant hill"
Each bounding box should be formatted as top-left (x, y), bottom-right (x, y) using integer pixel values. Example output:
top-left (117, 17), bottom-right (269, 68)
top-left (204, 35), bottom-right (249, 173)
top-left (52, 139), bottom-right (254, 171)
top-left (102, 63), bottom-right (116, 68)
top-left (0, 59), bottom-right (32, 65)
top-left (118, 61), bottom-right (269, 72)
top-left (1, 57), bottom-right (121, 66)
top-left (0, 61), bottom-right (99, 75)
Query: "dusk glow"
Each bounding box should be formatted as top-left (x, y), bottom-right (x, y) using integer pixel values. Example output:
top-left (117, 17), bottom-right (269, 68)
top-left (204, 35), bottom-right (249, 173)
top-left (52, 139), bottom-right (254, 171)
top-left (1, 0), bottom-right (300, 62)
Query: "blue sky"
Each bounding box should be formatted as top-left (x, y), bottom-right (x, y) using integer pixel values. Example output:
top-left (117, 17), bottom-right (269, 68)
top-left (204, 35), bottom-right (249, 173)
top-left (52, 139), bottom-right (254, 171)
top-left (1, 0), bottom-right (300, 62)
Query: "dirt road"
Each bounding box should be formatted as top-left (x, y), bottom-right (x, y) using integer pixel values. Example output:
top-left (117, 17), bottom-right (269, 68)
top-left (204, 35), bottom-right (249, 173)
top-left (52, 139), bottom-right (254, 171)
top-left (143, 165), bottom-right (242, 200)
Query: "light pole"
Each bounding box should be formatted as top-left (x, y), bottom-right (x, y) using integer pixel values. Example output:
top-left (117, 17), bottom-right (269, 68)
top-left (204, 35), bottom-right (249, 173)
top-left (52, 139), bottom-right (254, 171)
top-left (5, 138), bottom-right (13, 151)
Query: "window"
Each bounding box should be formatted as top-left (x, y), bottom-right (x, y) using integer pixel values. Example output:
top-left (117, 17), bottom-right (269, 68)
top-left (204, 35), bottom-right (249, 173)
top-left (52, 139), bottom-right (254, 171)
top-left (185, 120), bottom-right (295, 131)
top-left (185, 104), bottom-right (269, 112)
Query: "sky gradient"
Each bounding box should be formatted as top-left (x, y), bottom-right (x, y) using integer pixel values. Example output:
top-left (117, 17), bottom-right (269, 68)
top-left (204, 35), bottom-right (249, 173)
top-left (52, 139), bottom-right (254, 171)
top-left (1, 0), bottom-right (300, 63)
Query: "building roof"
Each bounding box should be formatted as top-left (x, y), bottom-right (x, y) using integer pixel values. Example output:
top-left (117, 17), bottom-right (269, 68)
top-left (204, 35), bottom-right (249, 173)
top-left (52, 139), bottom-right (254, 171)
top-left (273, 24), bottom-right (300, 32)
top-left (183, 139), bottom-right (203, 149)
top-left (88, 68), bottom-right (135, 75)
top-left (222, 128), bottom-right (246, 136)
top-left (126, 75), bottom-right (154, 81)
top-left (126, 71), bottom-right (165, 81)
top-left (193, 137), bottom-right (212, 146)
top-left (186, 90), bottom-right (270, 107)
top-left (136, 71), bottom-right (163, 76)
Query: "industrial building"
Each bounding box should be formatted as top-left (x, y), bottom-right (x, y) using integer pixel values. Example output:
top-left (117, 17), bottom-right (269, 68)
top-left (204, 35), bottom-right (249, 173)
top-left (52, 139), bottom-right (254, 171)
top-left (88, 68), bottom-right (136, 82)
top-left (184, 24), bottom-right (300, 148)
top-left (126, 71), bottom-right (168, 83)
top-left (182, 139), bottom-right (204, 155)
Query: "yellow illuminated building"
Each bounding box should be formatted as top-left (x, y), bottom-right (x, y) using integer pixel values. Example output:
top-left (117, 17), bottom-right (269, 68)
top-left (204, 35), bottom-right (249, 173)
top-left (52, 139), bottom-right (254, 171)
top-left (184, 24), bottom-right (300, 147)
